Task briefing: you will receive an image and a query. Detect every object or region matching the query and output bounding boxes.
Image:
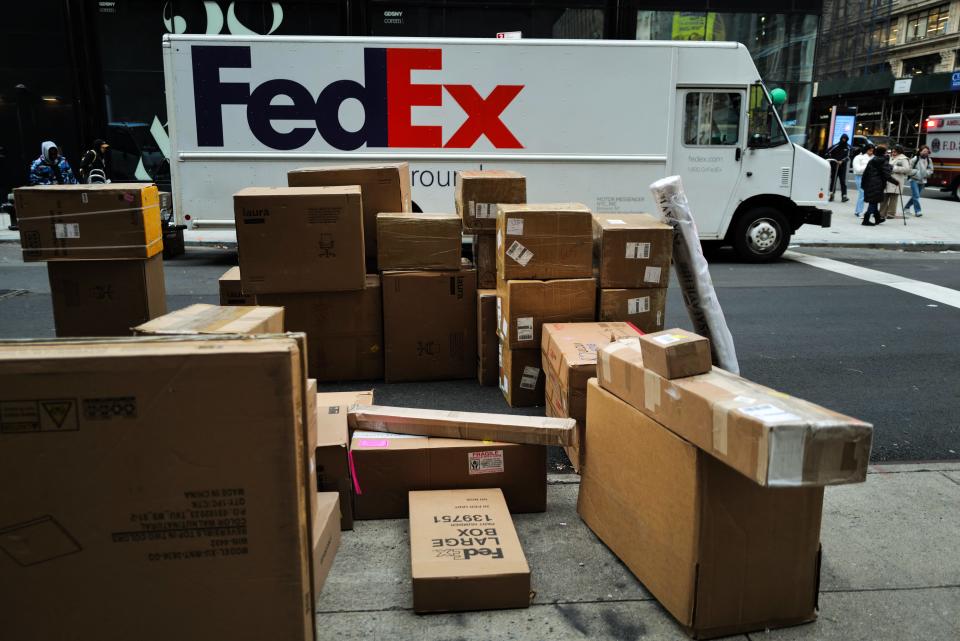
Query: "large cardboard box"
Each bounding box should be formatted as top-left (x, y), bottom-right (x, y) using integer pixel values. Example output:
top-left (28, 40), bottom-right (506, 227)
top-left (639, 328), bottom-right (712, 379)
top-left (497, 278), bottom-right (596, 350)
top-left (315, 389), bottom-right (375, 531)
top-left (598, 287), bottom-right (667, 333)
top-left (455, 170), bottom-right (526, 232)
top-left (598, 340), bottom-right (874, 487)
top-left (133, 303), bottom-right (284, 335)
top-left (47, 255), bottom-right (166, 337)
top-left (15, 183), bottom-right (163, 261)
top-left (382, 269), bottom-right (477, 382)
top-left (234, 186), bottom-right (365, 294)
top-left (579, 380), bottom-right (823, 639)
top-left (410, 488), bottom-right (530, 613)
top-left (312, 492), bottom-right (342, 598)
top-left (499, 340), bottom-right (544, 407)
top-left (377, 212), bottom-right (461, 271)
top-left (258, 274), bottom-right (383, 382)
top-left (496, 203), bottom-right (593, 280)
top-left (288, 163), bottom-right (411, 258)
top-left (593, 213), bottom-right (673, 288)
top-left (219, 266), bottom-right (256, 305)
top-left (478, 289), bottom-right (499, 386)
top-left (540, 322), bottom-right (642, 471)
top-left (0, 336), bottom-right (313, 641)
top-left (472, 232), bottom-right (497, 289)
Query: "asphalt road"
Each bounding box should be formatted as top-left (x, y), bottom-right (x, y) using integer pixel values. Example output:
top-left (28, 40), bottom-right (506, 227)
top-left (1, 243), bottom-right (957, 467)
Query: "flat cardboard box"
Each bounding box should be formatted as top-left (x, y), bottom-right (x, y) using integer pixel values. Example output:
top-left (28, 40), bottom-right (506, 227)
top-left (497, 278), bottom-right (596, 350)
top-left (315, 389), bottom-right (375, 531)
top-left (593, 213), bottom-right (673, 288)
top-left (234, 186), bottom-right (365, 294)
top-left (348, 404), bottom-right (575, 446)
top-left (15, 183), bottom-right (163, 261)
top-left (382, 269), bottom-right (477, 382)
top-left (258, 274), bottom-right (383, 382)
top-left (496, 203), bottom-right (593, 280)
top-left (597, 340), bottom-right (874, 487)
top-left (472, 232), bottom-right (497, 289)
top-left (351, 431), bottom-right (546, 520)
top-left (478, 289), bottom-right (499, 386)
top-left (377, 212), bottom-right (462, 271)
top-left (455, 170), bottom-right (526, 232)
top-left (312, 492), bottom-right (341, 599)
top-left (47, 255), bottom-right (166, 337)
top-left (410, 488), bottom-right (531, 613)
top-left (219, 266), bottom-right (256, 305)
top-left (578, 380), bottom-right (823, 639)
top-left (0, 335), bottom-right (313, 641)
top-left (639, 328), bottom-right (712, 379)
top-left (288, 163), bottom-right (411, 258)
top-left (599, 287), bottom-right (667, 333)
top-left (540, 323), bottom-right (642, 471)
top-left (499, 341), bottom-right (544, 407)
top-left (133, 303), bottom-right (284, 335)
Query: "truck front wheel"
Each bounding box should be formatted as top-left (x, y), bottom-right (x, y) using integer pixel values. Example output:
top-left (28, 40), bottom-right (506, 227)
top-left (732, 207), bottom-right (790, 262)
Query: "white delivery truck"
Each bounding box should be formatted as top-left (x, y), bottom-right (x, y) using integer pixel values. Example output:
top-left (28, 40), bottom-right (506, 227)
top-left (924, 113), bottom-right (960, 199)
top-left (162, 35), bottom-right (831, 261)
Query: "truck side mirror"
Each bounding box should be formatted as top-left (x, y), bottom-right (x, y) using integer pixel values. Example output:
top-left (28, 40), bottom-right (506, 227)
top-left (748, 133), bottom-right (770, 149)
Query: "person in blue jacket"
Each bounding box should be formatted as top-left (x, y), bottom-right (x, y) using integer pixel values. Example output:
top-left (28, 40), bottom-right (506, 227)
top-left (28, 141), bottom-right (77, 185)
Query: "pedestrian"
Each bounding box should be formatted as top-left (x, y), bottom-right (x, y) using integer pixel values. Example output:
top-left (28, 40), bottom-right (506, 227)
top-left (883, 145), bottom-right (910, 220)
top-left (904, 144), bottom-right (932, 217)
top-left (78, 138), bottom-right (110, 183)
top-left (825, 133), bottom-right (851, 202)
top-left (860, 145), bottom-right (899, 226)
top-left (851, 143), bottom-right (874, 217)
top-left (28, 141), bottom-right (77, 185)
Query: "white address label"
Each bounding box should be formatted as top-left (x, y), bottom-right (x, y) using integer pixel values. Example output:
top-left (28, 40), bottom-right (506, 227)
top-left (738, 404), bottom-right (801, 423)
top-left (506, 217), bottom-right (524, 235)
top-left (517, 316), bottom-right (534, 342)
top-left (54, 223), bottom-right (80, 239)
top-left (627, 296), bottom-right (650, 315)
top-left (471, 202), bottom-right (497, 219)
top-left (607, 218), bottom-right (627, 225)
top-left (626, 242), bottom-right (651, 259)
top-left (644, 266), bottom-right (662, 283)
top-left (506, 241), bottom-right (534, 266)
top-left (520, 366), bottom-right (541, 390)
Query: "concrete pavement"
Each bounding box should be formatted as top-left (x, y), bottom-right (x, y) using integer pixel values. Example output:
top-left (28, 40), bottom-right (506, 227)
top-left (316, 463), bottom-right (960, 641)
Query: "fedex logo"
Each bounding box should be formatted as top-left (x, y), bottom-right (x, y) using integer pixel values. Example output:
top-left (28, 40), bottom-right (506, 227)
top-left (192, 45), bottom-right (524, 150)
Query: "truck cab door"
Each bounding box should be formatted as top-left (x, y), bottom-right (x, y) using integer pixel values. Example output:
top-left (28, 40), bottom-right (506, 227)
top-left (672, 89), bottom-right (746, 239)
top-left (736, 83), bottom-right (794, 208)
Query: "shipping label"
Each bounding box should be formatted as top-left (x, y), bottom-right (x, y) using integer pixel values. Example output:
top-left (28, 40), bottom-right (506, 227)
top-left (625, 242), bottom-right (651, 259)
top-left (627, 296), bottom-right (650, 315)
top-left (468, 449), bottom-right (505, 475)
top-left (54, 223), bottom-right (80, 239)
top-left (506, 241), bottom-right (533, 266)
top-left (643, 266), bottom-right (662, 283)
top-left (506, 218), bottom-right (524, 236)
top-left (471, 202), bottom-right (497, 219)
top-left (520, 366), bottom-right (540, 390)
top-left (738, 404), bottom-right (802, 423)
top-left (652, 333), bottom-right (685, 345)
top-left (516, 317), bottom-right (534, 342)
top-left (607, 219), bottom-right (627, 225)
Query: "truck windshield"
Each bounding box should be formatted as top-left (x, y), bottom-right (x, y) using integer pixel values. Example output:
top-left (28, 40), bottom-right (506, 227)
top-left (748, 84), bottom-right (788, 148)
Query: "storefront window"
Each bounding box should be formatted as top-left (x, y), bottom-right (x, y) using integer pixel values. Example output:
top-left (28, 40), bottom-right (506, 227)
top-left (906, 4), bottom-right (949, 42)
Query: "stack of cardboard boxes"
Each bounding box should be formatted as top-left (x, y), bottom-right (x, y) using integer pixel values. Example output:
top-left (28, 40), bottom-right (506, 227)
top-left (15, 184), bottom-right (166, 336)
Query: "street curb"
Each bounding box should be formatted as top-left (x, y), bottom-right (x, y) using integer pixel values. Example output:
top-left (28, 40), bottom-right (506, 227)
top-left (792, 241), bottom-right (960, 252)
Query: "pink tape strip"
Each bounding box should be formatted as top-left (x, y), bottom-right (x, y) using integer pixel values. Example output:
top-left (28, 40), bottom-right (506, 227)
top-left (347, 448), bottom-right (362, 496)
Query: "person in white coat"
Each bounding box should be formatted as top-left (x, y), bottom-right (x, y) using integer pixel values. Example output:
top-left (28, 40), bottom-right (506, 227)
top-left (851, 143), bottom-right (874, 217)
top-left (882, 145), bottom-right (911, 220)
top-left (904, 145), bottom-right (932, 217)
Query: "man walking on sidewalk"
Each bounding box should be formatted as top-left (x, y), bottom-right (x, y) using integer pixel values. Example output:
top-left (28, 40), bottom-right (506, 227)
top-left (851, 143), bottom-right (874, 217)
top-left (861, 145), bottom-right (899, 226)
top-left (904, 145), bottom-right (932, 217)
top-left (883, 145), bottom-right (911, 220)
top-left (826, 134), bottom-right (851, 202)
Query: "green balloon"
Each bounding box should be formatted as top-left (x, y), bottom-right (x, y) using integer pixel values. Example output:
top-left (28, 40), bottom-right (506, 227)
top-left (770, 88), bottom-right (787, 106)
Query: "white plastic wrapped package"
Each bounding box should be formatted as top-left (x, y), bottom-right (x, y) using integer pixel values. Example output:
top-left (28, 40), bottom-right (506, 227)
top-left (649, 175), bottom-right (740, 375)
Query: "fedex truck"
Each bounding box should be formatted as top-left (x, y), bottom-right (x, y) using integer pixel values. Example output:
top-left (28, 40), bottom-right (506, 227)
top-left (924, 113), bottom-right (960, 199)
top-left (162, 35), bottom-right (831, 261)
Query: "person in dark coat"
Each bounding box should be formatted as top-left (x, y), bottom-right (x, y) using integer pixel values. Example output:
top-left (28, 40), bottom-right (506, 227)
top-left (825, 133), bottom-right (851, 202)
top-left (860, 145), bottom-right (899, 226)
top-left (78, 139), bottom-right (109, 183)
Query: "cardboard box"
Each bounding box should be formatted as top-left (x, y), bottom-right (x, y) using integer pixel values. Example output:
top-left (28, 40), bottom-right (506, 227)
top-left (598, 287), bottom-right (667, 333)
top-left (593, 213), bottom-right (673, 288)
top-left (47, 255), bottom-right (166, 337)
top-left (133, 304), bottom-right (284, 335)
top-left (258, 274), bottom-right (383, 382)
top-left (478, 289), bottom-right (499, 386)
top-left (288, 163), bottom-right (411, 258)
top-left (348, 405), bottom-right (574, 446)
top-left (540, 322), bottom-right (642, 471)
top-left (234, 186), bottom-right (365, 294)
top-left (15, 183), bottom-right (163, 261)
top-left (377, 213), bottom-right (462, 271)
top-left (496, 203), bottom-right (593, 280)
top-left (219, 266), bottom-right (256, 305)
top-left (312, 492), bottom-right (341, 599)
top-left (578, 380), bottom-right (823, 639)
top-left (315, 389), bottom-right (375, 531)
top-left (382, 269), bottom-right (477, 382)
top-left (639, 329), bottom-right (712, 379)
top-left (597, 340), bottom-right (874, 487)
top-left (496, 278), bottom-right (596, 350)
top-left (410, 488), bottom-right (531, 613)
top-left (455, 170), bottom-right (526, 232)
top-left (499, 341), bottom-right (544, 407)
top-left (0, 335), bottom-right (313, 641)
top-left (472, 232), bottom-right (497, 289)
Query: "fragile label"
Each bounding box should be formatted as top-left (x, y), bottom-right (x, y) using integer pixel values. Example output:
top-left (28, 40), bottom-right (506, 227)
top-left (506, 241), bottom-right (534, 267)
top-left (520, 366), bottom-right (540, 390)
top-left (625, 242), bottom-right (651, 259)
top-left (506, 218), bottom-right (524, 236)
top-left (471, 202), bottom-right (497, 219)
top-left (517, 317), bottom-right (534, 342)
top-left (738, 404), bottom-right (802, 423)
top-left (468, 450), bottom-right (505, 475)
top-left (627, 296), bottom-right (650, 315)
top-left (652, 333), bottom-right (685, 345)
top-left (644, 266), bottom-right (662, 283)
top-left (54, 223), bottom-right (80, 239)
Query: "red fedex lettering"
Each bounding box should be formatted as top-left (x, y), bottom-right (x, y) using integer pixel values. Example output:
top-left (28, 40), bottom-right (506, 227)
top-left (444, 85), bottom-right (524, 149)
top-left (387, 48), bottom-right (443, 148)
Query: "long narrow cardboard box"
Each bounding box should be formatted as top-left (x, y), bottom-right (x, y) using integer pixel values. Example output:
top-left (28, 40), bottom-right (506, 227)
top-left (133, 303), bottom-right (284, 335)
top-left (347, 405), bottom-right (575, 446)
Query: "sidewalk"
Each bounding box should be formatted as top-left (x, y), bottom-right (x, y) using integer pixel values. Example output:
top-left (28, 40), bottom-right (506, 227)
top-left (317, 463), bottom-right (960, 641)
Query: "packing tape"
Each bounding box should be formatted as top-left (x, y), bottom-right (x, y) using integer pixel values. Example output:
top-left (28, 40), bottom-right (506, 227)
top-left (20, 203), bottom-right (160, 220)
top-left (26, 237), bottom-right (163, 253)
top-left (711, 403), bottom-right (729, 457)
top-left (643, 369), bottom-right (660, 412)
